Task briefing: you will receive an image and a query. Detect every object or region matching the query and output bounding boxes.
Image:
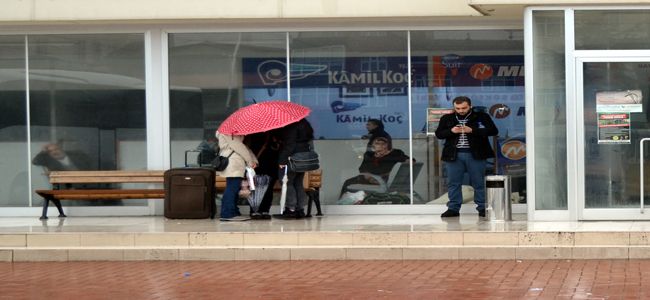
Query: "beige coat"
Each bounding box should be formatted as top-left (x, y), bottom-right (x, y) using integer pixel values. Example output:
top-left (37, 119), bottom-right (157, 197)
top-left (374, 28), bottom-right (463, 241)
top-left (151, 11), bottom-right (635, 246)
top-left (215, 133), bottom-right (258, 178)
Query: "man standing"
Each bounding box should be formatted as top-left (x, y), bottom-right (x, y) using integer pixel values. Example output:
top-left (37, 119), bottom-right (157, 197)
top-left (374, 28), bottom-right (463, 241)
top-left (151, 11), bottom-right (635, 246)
top-left (435, 96), bottom-right (498, 217)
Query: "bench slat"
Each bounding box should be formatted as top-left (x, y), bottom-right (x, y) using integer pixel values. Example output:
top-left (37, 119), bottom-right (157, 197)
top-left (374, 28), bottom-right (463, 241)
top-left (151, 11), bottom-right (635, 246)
top-left (50, 170), bottom-right (165, 177)
top-left (50, 177), bottom-right (164, 184)
top-left (36, 189), bottom-right (165, 200)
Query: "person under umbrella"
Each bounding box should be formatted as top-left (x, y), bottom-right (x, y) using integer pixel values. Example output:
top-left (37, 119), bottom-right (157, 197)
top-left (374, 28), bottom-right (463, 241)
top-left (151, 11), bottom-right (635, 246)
top-left (216, 100), bottom-right (311, 220)
top-left (276, 118), bottom-right (315, 219)
top-left (215, 132), bottom-right (258, 222)
top-left (244, 130), bottom-right (281, 219)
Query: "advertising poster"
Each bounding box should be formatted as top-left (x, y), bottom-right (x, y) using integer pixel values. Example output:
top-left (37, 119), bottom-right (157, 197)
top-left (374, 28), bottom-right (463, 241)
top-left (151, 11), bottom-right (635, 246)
top-left (596, 90), bottom-right (643, 113)
top-left (598, 112), bottom-right (631, 144)
top-left (427, 108), bottom-right (454, 135)
top-left (241, 55), bottom-right (525, 145)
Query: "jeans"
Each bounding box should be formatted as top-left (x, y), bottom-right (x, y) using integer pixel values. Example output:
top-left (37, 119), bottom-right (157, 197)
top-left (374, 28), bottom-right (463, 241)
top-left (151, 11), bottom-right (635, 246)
top-left (445, 152), bottom-right (486, 212)
top-left (221, 177), bottom-right (242, 218)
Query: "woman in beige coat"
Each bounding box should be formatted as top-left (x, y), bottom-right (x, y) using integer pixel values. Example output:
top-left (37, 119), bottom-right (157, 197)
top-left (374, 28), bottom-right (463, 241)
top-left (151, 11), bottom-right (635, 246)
top-left (216, 132), bottom-right (258, 221)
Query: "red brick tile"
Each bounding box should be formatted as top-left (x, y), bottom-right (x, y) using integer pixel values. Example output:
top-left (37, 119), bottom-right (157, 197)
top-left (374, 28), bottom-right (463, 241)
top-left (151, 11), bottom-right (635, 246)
top-left (2, 260), bottom-right (650, 298)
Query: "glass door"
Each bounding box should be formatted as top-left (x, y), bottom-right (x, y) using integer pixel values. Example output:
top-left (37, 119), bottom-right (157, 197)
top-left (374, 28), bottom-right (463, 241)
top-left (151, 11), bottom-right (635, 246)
top-left (577, 57), bottom-right (650, 220)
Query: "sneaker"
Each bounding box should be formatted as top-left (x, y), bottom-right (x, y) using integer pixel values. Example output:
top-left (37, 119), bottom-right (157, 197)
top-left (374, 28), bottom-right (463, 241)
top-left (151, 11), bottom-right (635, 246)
top-left (260, 212), bottom-right (272, 220)
top-left (478, 209), bottom-right (486, 218)
top-left (220, 216), bottom-right (250, 222)
top-left (294, 209), bottom-right (306, 219)
top-left (441, 209), bottom-right (460, 218)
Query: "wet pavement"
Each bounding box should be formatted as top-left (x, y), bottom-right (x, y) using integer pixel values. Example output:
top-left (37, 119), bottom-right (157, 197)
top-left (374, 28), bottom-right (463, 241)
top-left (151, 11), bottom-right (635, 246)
top-left (1, 259), bottom-right (649, 299)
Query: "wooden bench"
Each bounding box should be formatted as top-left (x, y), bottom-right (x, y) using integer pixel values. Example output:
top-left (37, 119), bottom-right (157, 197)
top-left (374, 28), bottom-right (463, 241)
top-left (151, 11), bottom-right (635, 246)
top-left (35, 169), bottom-right (323, 220)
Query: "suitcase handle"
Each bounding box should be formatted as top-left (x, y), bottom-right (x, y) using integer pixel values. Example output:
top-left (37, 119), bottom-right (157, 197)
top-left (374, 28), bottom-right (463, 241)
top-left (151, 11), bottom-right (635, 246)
top-left (184, 150), bottom-right (201, 167)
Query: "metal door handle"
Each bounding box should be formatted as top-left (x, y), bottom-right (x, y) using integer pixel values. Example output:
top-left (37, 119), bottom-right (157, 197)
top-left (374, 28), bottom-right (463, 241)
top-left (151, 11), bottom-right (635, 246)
top-left (640, 138), bottom-right (650, 213)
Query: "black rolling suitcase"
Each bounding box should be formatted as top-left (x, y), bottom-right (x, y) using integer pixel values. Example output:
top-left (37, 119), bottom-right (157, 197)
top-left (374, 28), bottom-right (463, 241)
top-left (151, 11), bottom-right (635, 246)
top-left (163, 151), bottom-right (216, 219)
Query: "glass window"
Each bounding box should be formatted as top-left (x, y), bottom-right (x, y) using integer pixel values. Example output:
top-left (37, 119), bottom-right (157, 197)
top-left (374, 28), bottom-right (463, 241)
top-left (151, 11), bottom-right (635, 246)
top-left (168, 32), bottom-right (287, 168)
top-left (575, 10), bottom-right (650, 50)
top-left (533, 11), bottom-right (567, 209)
top-left (28, 34), bottom-right (147, 207)
top-left (289, 31), bottom-right (410, 205)
top-left (0, 36), bottom-right (28, 206)
top-left (410, 30), bottom-right (525, 207)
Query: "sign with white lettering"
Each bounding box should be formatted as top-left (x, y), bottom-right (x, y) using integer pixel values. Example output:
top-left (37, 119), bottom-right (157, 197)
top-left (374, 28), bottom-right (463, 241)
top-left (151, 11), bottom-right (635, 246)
top-left (241, 55), bottom-right (525, 145)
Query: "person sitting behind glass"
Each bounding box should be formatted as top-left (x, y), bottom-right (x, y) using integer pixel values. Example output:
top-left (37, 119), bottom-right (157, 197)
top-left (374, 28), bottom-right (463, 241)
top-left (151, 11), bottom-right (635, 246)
top-left (339, 137), bottom-right (411, 197)
top-left (32, 142), bottom-right (121, 206)
top-left (32, 143), bottom-right (93, 175)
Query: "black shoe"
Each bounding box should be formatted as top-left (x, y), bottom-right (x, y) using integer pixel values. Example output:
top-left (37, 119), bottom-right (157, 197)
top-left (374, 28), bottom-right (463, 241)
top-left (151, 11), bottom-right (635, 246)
top-left (250, 212), bottom-right (265, 220)
top-left (260, 212), bottom-right (272, 220)
top-left (478, 209), bottom-right (486, 218)
top-left (294, 209), bottom-right (306, 219)
top-left (274, 209), bottom-right (297, 219)
top-left (441, 209), bottom-right (460, 218)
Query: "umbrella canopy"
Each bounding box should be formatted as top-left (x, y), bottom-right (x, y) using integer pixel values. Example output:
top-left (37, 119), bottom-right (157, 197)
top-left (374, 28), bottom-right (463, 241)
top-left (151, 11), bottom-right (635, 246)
top-left (217, 101), bottom-right (310, 135)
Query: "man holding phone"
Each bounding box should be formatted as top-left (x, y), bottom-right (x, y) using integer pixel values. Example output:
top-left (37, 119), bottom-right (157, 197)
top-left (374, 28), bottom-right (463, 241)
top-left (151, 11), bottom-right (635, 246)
top-left (434, 96), bottom-right (498, 218)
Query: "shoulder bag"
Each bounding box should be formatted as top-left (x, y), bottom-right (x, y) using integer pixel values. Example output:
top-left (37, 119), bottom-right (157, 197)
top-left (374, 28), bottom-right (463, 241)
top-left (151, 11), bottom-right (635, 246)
top-left (288, 142), bottom-right (320, 172)
top-left (211, 151), bottom-right (234, 172)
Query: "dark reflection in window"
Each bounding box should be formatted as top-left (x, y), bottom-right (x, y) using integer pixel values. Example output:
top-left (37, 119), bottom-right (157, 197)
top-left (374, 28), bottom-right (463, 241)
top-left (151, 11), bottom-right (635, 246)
top-left (28, 34), bottom-right (146, 207)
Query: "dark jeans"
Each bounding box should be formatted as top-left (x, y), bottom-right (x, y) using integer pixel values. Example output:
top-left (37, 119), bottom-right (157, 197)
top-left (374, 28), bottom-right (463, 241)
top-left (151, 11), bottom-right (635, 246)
top-left (279, 168), bottom-right (305, 211)
top-left (221, 177), bottom-right (242, 218)
top-left (445, 152), bottom-right (487, 212)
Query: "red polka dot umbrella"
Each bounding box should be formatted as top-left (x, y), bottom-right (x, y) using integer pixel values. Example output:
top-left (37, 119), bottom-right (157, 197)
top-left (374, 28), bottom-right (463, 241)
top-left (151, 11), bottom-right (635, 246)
top-left (217, 100), bottom-right (311, 135)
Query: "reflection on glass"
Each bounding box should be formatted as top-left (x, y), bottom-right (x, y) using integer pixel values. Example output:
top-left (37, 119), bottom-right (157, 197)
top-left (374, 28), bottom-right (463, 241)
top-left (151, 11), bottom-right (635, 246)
top-left (583, 62), bottom-right (650, 208)
top-left (289, 31), bottom-right (410, 205)
top-left (410, 30), bottom-right (525, 207)
top-left (0, 36), bottom-right (28, 206)
top-left (533, 11), bottom-right (567, 210)
top-left (576, 10), bottom-right (650, 50)
top-left (28, 34), bottom-right (147, 207)
top-left (168, 32), bottom-right (287, 168)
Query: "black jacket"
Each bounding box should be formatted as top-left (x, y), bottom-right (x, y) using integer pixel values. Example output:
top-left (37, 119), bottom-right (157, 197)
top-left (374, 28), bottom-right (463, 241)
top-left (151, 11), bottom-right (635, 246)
top-left (278, 119), bottom-right (314, 165)
top-left (32, 150), bottom-right (93, 172)
top-left (434, 111), bottom-right (498, 161)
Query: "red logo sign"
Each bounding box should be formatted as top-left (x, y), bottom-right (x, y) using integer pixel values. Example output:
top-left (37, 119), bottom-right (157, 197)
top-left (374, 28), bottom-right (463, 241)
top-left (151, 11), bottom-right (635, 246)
top-left (489, 104), bottom-right (511, 119)
top-left (469, 63), bottom-right (493, 80)
top-left (501, 140), bottom-right (526, 161)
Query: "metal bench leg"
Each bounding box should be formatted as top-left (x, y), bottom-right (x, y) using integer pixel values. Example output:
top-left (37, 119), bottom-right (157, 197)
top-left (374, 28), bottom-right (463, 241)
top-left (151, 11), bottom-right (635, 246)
top-left (52, 199), bottom-right (67, 218)
top-left (313, 189), bottom-right (323, 216)
top-left (306, 191), bottom-right (314, 218)
top-left (40, 197), bottom-right (51, 220)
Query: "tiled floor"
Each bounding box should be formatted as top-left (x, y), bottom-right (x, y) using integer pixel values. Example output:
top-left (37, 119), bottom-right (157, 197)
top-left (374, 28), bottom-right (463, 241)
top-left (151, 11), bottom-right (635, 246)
top-left (2, 214), bottom-right (650, 233)
top-left (1, 260), bottom-right (649, 299)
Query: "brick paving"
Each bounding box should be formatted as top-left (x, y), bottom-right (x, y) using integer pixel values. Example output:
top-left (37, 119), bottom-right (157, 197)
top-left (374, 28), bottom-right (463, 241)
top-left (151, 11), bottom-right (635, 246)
top-left (1, 260), bottom-right (649, 299)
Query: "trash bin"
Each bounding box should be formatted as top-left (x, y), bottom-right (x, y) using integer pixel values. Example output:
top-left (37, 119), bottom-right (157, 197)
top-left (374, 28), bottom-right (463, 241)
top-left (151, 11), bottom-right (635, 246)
top-left (485, 175), bottom-right (512, 221)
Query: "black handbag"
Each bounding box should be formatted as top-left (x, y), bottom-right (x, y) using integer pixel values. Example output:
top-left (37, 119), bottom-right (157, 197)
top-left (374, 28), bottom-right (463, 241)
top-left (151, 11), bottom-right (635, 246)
top-left (288, 151), bottom-right (320, 172)
top-left (211, 151), bottom-right (234, 172)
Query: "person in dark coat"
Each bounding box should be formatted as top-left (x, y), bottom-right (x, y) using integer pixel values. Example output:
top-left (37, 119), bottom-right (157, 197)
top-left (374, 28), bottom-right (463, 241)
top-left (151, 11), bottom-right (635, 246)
top-left (339, 137), bottom-right (410, 197)
top-left (277, 118), bottom-right (314, 219)
top-left (362, 119), bottom-right (392, 152)
top-left (32, 143), bottom-right (93, 174)
top-left (435, 96), bottom-right (498, 218)
top-left (244, 129), bottom-right (281, 219)
top-left (32, 143), bottom-right (120, 206)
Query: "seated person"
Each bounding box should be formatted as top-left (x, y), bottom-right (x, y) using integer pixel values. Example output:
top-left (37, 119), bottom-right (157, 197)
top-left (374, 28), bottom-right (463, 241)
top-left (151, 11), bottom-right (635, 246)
top-left (32, 142), bottom-right (120, 206)
top-left (339, 137), bottom-right (410, 197)
top-left (32, 143), bottom-right (92, 174)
